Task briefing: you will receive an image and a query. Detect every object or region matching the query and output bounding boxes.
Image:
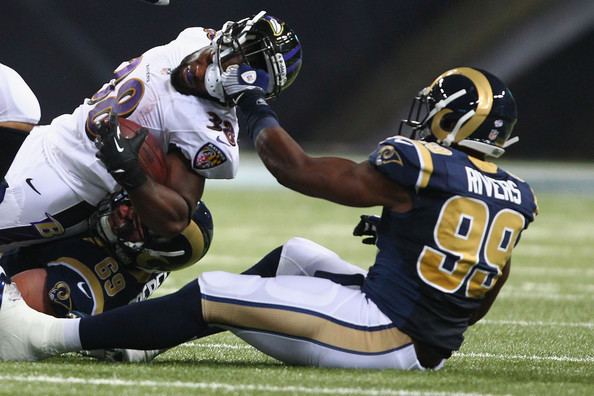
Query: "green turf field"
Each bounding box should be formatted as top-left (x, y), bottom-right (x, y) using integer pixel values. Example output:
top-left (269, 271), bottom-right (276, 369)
top-left (0, 163), bottom-right (592, 395)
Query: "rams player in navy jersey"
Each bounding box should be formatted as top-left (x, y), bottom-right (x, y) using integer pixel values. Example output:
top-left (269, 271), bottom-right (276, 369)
top-left (0, 192), bottom-right (213, 318)
top-left (0, 192), bottom-right (214, 361)
top-left (0, 67), bottom-right (537, 370)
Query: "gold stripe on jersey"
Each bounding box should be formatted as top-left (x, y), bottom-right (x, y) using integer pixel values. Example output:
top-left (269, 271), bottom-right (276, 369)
top-left (48, 257), bottom-right (105, 314)
top-left (428, 67), bottom-right (493, 143)
top-left (202, 299), bottom-right (412, 353)
top-left (411, 141), bottom-right (434, 189)
top-left (468, 156), bottom-right (498, 174)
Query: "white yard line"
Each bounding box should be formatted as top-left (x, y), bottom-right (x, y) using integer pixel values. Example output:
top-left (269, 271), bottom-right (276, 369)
top-left (452, 352), bottom-right (593, 363)
top-left (477, 319), bottom-right (593, 329)
top-left (0, 375), bottom-right (498, 396)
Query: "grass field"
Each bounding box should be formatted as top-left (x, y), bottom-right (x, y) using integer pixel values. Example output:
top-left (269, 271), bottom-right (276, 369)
top-left (0, 163), bottom-right (592, 395)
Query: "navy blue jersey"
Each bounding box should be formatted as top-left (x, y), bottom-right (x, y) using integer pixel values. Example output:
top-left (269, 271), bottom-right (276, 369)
top-left (362, 136), bottom-right (537, 355)
top-left (0, 237), bottom-right (167, 317)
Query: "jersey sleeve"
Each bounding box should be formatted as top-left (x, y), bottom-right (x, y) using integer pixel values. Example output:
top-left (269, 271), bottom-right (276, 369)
top-left (173, 27), bottom-right (215, 44)
top-left (0, 63), bottom-right (41, 124)
top-left (368, 136), bottom-right (435, 190)
top-left (166, 103), bottom-right (239, 180)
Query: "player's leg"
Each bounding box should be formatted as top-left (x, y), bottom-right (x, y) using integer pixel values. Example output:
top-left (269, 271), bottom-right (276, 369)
top-left (0, 266), bottom-right (79, 361)
top-left (199, 271), bottom-right (422, 369)
top-left (0, 269), bottom-right (423, 369)
top-left (242, 237), bottom-right (367, 279)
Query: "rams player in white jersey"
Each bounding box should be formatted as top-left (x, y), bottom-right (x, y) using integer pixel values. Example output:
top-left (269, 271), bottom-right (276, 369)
top-left (0, 66), bottom-right (536, 370)
top-left (0, 63), bottom-right (41, 200)
top-left (0, 11), bottom-right (302, 254)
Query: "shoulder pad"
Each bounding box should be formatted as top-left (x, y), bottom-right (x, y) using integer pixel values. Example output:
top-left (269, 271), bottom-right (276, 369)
top-left (369, 137), bottom-right (435, 190)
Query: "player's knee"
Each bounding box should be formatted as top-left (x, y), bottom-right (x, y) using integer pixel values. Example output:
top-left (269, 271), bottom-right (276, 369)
top-left (279, 237), bottom-right (339, 276)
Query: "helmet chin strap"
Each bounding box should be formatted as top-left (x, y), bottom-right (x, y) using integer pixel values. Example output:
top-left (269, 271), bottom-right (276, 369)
top-left (503, 136), bottom-right (519, 148)
top-left (204, 63), bottom-right (225, 103)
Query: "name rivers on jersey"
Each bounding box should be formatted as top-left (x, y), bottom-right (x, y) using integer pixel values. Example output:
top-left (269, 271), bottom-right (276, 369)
top-left (465, 167), bottom-right (521, 204)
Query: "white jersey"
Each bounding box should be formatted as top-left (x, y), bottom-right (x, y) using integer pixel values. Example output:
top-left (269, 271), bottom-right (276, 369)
top-left (0, 63), bottom-right (41, 124)
top-left (41, 27), bottom-right (239, 205)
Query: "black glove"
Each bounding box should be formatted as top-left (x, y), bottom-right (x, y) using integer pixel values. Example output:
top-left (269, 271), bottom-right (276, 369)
top-left (353, 215), bottom-right (381, 245)
top-left (95, 113), bottom-right (148, 190)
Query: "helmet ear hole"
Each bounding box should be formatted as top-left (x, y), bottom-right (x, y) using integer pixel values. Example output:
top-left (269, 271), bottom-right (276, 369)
top-left (439, 113), bottom-right (458, 132)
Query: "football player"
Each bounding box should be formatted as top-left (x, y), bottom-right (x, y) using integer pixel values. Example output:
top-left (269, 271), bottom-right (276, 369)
top-left (1, 192), bottom-right (213, 317)
top-left (0, 11), bottom-right (302, 255)
top-left (0, 63), bottom-right (41, 201)
top-left (0, 67), bottom-right (537, 371)
top-left (0, 192), bottom-right (213, 361)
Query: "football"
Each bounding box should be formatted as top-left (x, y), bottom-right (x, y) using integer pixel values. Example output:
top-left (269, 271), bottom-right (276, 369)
top-left (118, 117), bottom-right (168, 184)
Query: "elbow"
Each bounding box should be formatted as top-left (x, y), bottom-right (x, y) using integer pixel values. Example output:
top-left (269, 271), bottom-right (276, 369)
top-left (271, 169), bottom-right (294, 189)
top-left (263, 154), bottom-right (309, 190)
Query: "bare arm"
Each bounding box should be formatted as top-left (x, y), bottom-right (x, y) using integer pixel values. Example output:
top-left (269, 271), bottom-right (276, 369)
top-left (255, 125), bottom-right (411, 211)
top-left (128, 151), bottom-right (204, 238)
top-left (468, 259), bottom-right (511, 325)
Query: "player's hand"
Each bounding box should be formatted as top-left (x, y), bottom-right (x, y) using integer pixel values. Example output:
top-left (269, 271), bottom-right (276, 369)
top-left (221, 64), bottom-right (269, 104)
top-left (353, 215), bottom-right (381, 245)
top-left (95, 113), bottom-right (148, 190)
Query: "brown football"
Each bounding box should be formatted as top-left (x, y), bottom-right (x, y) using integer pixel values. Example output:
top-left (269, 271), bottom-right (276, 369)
top-left (118, 117), bottom-right (168, 184)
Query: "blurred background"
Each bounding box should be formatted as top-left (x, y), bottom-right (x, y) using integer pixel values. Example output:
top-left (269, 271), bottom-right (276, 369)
top-left (2, 0), bottom-right (593, 159)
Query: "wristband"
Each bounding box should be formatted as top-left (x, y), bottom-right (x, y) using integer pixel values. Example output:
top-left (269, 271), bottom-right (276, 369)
top-left (235, 90), bottom-right (280, 143)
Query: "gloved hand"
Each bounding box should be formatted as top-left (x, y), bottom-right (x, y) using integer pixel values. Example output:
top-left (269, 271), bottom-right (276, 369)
top-left (353, 215), bottom-right (381, 245)
top-left (95, 113), bottom-right (148, 190)
top-left (221, 64), bottom-right (269, 103)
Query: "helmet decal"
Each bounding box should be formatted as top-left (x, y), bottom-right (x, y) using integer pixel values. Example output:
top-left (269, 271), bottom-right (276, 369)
top-left (399, 67), bottom-right (516, 158)
top-left (264, 16), bottom-right (284, 36)
top-left (428, 67), bottom-right (493, 143)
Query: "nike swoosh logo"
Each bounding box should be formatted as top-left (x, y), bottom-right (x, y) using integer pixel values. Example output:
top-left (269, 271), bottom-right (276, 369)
top-left (25, 178), bottom-right (41, 195)
top-left (77, 282), bottom-right (92, 299)
top-left (114, 137), bottom-right (124, 152)
top-left (216, 135), bottom-right (231, 146)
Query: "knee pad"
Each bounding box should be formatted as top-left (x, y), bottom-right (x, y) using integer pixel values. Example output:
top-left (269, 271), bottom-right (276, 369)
top-left (279, 237), bottom-right (367, 277)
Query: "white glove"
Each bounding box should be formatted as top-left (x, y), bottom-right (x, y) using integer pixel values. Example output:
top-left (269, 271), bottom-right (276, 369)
top-left (221, 64), bottom-right (269, 102)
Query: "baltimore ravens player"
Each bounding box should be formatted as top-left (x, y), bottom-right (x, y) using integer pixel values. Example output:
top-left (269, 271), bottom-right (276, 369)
top-left (0, 67), bottom-right (536, 370)
top-left (0, 63), bottom-right (41, 201)
top-left (0, 11), bottom-right (302, 254)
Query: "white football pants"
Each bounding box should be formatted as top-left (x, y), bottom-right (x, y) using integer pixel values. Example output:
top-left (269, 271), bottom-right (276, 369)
top-left (199, 237), bottom-right (424, 370)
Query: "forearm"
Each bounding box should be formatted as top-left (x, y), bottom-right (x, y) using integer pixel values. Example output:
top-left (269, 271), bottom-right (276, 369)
top-left (127, 179), bottom-right (190, 238)
top-left (255, 127), bottom-right (376, 207)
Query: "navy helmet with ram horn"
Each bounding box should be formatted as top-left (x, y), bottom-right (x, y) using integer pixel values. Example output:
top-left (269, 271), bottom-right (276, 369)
top-left (399, 67), bottom-right (518, 158)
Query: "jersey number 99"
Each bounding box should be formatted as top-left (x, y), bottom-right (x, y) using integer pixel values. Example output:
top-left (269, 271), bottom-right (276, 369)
top-left (417, 196), bottom-right (525, 298)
